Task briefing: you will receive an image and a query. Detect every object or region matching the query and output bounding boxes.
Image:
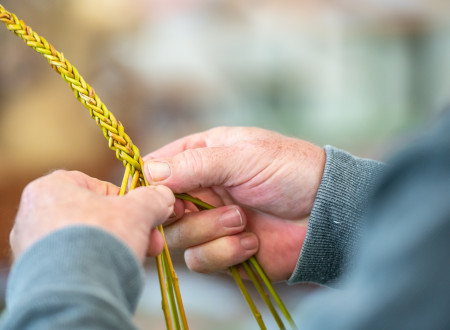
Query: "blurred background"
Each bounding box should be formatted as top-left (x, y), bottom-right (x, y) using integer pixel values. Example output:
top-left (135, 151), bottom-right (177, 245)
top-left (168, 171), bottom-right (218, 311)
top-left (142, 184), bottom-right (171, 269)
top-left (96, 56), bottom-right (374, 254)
top-left (2, 0), bottom-right (450, 328)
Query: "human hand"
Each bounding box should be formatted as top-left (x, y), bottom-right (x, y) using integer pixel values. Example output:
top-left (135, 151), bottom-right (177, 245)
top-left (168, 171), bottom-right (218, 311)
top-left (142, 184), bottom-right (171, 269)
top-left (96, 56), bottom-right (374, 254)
top-left (143, 127), bottom-right (325, 281)
top-left (10, 170), bottom-right (175, 262)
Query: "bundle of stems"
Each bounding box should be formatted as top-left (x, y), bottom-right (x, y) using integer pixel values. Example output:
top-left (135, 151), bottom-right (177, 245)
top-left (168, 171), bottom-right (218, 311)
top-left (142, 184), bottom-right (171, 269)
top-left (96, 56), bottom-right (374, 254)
top-left (0, 4), bottom-right (296, 329)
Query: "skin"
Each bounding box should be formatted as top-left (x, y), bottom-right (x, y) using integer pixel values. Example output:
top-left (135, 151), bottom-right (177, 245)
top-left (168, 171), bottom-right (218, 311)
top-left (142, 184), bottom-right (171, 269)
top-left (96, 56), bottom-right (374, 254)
top-left (10, 170), bottom-right (175, 263)
top-left (143, 127), bottom-right (326, 281)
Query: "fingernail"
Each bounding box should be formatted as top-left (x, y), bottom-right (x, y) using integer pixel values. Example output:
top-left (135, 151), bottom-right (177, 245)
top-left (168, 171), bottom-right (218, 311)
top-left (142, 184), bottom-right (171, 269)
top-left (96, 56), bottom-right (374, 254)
top-left (220, 207), bottom-right (243, 228)
top-left (240, 234), bottom-right (258, 250)
top-left (147, 161), bottom-right (171, 182)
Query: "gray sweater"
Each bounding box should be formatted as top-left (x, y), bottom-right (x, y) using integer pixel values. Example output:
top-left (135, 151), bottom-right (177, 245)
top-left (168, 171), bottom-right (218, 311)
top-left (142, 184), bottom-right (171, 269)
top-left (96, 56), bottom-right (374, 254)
top-left (289, 145), bottom-right (385, 286)
top-left (2, 112), bottom-right (450, 329)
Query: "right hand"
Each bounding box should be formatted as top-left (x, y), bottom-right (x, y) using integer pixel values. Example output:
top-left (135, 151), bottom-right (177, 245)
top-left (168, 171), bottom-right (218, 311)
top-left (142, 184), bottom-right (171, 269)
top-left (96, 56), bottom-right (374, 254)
top-left (143, 127), bottom-right (326, 281)
top-left (11, 170), bottom-right (175, 263)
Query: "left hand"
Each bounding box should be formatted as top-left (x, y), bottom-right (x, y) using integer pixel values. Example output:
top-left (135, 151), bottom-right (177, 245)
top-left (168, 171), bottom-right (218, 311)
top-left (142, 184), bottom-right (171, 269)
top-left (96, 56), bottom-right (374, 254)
top-left (10, 170), bottom-right (175, 262)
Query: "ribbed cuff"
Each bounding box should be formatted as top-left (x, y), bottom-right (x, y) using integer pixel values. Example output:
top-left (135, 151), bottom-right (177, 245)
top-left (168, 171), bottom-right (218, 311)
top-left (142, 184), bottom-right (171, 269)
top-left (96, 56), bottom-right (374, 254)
top-left (288, 146), bottom-right (385, 286)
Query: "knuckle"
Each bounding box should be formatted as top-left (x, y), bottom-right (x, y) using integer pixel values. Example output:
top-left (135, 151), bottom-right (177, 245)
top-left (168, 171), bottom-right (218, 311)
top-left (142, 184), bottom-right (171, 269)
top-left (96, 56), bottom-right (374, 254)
top-left (50, 169), bottom-right (84, 182)
top-left (180, 149), bottom-right (205, 179)
top-left (184, 236), bottom-right (245, 274)
top-left (48, 169), bottom-right (70, 180)
top-left (223, 235), bottom-right (244, 259)
top-left (207, 126), bottom-right (227, 135)
top-left (210, 126), bottom-right (229, 136)
top-left (21, 180), bottom-right (41, 201)
top-left (51, 169), bottom-right (66, 176)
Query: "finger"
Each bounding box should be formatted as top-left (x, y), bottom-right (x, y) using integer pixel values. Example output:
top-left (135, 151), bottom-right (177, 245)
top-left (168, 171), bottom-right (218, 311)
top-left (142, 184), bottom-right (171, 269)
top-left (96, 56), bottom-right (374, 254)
top-left (143, 132), bottom-right (208, 160)
top-left (144, 127), bottom-right (276, 161)
top-left (165, 206), bottom-right (246, 249)
top-left (147, 228), bottom-right (165, 257)
top-left (167, 198), bottom-right (186, 224)
top-left (144, 144), bottom-right (256, 193)
top-left (123, 185), bottom-right (175, 228)
top-left (47, 170), bottom-right (121, 196)
top-left (184, 232), bottom-right (259, 273)
top-left (83, 176), bottom-right (121, 196)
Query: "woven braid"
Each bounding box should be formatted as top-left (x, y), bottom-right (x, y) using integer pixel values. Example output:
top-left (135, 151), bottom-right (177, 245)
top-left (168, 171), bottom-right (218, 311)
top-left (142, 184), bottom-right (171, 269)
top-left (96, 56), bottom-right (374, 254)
top-left (0, 5), bottom-right (145, 188)
top-left (1, 5), bottom-right (191, 328)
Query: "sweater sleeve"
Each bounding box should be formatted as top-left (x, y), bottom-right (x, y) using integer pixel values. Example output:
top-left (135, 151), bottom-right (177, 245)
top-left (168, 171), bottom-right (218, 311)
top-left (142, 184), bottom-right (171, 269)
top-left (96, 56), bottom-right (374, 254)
top-left (295, 111), bottom-right (450, 329)
top-left (0, 226), bottom-right (144, 330)
top-left (288, 145), bottom-right (386, 286)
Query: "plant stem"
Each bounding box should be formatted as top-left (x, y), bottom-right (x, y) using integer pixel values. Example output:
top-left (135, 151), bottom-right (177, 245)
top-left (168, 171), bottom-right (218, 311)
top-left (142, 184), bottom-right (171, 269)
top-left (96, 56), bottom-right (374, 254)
top-left (119, 163), bottom-right (131, 195)
top-left (162, 251), bottom-right (181, 330)
top-left (175, 193), bottom-right (215, 210)
top-left (156, 251), bottom-right (173, 330)
top-left (161, 231), bottom-right (189, 330)
top-left (243, 261), bottom-right (285, 329)
top-left (249, 257), bottom-right (297, 329)
top-left (230, 266), bottom-right (266, 329)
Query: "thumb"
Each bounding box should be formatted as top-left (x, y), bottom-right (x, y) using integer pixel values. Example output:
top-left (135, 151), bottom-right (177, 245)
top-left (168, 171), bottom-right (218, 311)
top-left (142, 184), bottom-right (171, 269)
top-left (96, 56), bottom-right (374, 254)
top-left (144, 146), bottom-right (243, 193)
top-left (122, 185), bottom-right (175, 227)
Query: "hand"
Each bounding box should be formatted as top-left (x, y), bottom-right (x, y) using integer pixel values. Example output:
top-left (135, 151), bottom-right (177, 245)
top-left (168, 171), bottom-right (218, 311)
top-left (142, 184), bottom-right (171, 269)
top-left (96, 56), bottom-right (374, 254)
top-left (143, 127), bottom-right (325, 281)
top-left (10, 170), bottom-right (175, 262)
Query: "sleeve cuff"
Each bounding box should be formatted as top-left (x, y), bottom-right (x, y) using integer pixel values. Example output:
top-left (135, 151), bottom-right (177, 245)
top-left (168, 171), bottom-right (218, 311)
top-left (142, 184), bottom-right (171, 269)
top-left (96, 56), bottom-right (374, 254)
top-left (288, 145), bottom-right (386, 286)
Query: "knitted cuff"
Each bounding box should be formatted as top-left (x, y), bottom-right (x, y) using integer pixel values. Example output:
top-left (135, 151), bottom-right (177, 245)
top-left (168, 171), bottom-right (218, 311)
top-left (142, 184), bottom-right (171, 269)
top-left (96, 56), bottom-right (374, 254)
top-left (288, 146), bottom-right (385, 286)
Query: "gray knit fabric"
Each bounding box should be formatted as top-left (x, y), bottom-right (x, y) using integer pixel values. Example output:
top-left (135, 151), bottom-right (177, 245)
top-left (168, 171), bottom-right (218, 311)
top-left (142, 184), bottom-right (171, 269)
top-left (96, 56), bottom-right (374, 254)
top-left (1, 226), bottom-right (143, 330)
top-left (296, 110), bottom-right (450, 329)
top-left (288, 145), bottom-right (385, 286)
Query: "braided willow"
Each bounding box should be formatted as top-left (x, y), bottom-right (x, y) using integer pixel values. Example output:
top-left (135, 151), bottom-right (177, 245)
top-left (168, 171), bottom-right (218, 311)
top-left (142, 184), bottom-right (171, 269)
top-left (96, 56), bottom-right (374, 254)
top-left (0, 4), bottom-right (297, 329)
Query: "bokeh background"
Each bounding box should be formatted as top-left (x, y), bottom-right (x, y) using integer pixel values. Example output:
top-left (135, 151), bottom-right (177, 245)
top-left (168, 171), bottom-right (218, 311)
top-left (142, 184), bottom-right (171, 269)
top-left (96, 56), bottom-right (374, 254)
top-left (1, 0), bottom-right (450, 328)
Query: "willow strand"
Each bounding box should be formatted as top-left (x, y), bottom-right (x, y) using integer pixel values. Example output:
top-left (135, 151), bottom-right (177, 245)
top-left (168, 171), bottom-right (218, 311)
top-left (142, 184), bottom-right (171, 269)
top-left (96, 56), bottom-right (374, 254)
top-left (161, 229), bottom-right (189, 329)
top-left (156, 254), bottom-right (174, 330)
top-left (250, 257), bottom-right (297, 329)
top-left (230, 266), bottom-right (266, 330)
top-left (242, 262), bottom-right (285, 329)
top-left (163, 253), bottom-right (181, 330)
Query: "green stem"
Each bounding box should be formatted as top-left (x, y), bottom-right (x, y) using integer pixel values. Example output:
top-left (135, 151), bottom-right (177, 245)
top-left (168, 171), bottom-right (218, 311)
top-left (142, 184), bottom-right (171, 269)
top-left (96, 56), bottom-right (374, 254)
top-left (249, 257), bottom-right (297, 329)
top-left (229, 266), bottom-right (266, 330)
top-left (243, 261), bottom-right (285, 329)
top-left (156, 252), bottom-right (173, 330)
top-left (161, 231), bottom-right (189, 330)
top-left (162, 251), bottom-right (181, 330)
top-left (176, 192), bottom-right (295, 329)
top-left (174, 193), bottom-right (215, 210)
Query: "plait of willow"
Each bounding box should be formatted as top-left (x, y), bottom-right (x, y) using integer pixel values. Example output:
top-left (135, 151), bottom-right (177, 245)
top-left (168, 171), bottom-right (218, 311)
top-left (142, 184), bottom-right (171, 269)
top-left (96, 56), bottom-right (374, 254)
top-left (0, 4), bottom-right (297, 329)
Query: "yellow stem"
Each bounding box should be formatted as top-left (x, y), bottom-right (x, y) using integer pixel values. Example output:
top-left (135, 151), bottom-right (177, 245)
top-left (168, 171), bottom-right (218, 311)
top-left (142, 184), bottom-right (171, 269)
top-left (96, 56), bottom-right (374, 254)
top-left (249, 257), bottom-right (297, 329)
top-left (162, 250), bottom-right (181, 330)
top-left (156, 251), bottom-right (173, 330)
top-left (161, 232), bottom-right (189, 330)
top-left (230, 266), bottom-right (266, 329)
top-left (243, 261), bottom-right (285, 329)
